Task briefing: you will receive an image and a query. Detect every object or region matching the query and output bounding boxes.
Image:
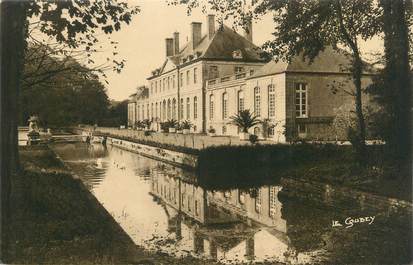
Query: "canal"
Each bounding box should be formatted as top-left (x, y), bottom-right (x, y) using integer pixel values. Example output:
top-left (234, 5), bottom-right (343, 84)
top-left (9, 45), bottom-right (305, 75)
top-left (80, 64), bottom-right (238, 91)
top-left (51, 142), bottom-right (411, 264)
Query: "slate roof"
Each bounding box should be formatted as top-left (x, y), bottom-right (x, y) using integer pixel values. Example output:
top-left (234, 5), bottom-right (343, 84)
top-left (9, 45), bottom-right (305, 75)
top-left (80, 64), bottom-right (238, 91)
top-left (150, 24), bottom-right (266, 79)
top-left (247, 46), bottom-right (376, 80)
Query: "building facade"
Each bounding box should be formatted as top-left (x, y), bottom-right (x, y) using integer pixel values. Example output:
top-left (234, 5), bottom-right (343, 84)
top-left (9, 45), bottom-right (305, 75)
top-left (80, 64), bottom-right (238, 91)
top-left (129, 16), bottom-right (375, 142)
top-left (205, 47), bottom-right (375, 142)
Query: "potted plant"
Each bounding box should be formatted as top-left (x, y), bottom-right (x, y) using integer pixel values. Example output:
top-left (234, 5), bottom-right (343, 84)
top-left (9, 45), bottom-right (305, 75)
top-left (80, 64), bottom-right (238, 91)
top-left (207, 127), bottom-right (216, 136)
top-left (167, 119), bottom-right (178, 133)
top-left (181, 120), bottom-right (192, 134)
top-left (160, 122), bottom-right (169, 133)
top-left (229, 109), bottom-right (261, 140)
top-left (142, 119), bottom-right (152, 131)
top-left (135, 120), bottom-right (143, 130)
top-left (176, 123), bottom-right (183, 133)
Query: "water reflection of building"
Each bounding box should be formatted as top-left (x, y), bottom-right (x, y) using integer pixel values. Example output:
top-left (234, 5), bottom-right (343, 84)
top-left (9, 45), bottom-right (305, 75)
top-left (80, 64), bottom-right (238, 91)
top-left (149, 173), bottom-right (314, 263)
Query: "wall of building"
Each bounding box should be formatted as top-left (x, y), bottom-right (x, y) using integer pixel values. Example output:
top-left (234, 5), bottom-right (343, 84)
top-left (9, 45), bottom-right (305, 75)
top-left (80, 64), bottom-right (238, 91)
top-left (178, 61), bottom-right (204, 132)
top-left (284, 72), bottom-right (374, 141)
top-left (205, 71), bottom-right (287, 142)
top-left (246, 74), bottom-right (287, 142)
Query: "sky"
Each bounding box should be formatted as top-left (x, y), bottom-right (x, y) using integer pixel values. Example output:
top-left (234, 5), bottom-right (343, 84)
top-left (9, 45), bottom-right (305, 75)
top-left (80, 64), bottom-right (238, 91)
top-left (95, 0), bottom-right (384, 101)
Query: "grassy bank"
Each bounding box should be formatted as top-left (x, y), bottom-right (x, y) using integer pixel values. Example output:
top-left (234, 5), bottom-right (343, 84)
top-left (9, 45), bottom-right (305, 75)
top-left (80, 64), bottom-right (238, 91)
top-left (197, 144), bottom-right (411, 201)
top-left (7, 146), bottom-right (219, 264)
top-left (7, 146), bottom-right (140, 264)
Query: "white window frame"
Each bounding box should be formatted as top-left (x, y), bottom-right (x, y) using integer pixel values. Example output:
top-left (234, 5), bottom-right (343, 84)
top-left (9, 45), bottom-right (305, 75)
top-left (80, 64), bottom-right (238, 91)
top-left (209, 94), bottom-right (214, 120)
top-left (222, 93), bottom-right (228, 119)
top-left (193, 96), bottom-right (198, 119)
top-left (268, 84), bottom-right (276, 118)
top-left (254, 86), bottom-right (261, 116)
top-left (238, 90), bottom-right (244, 113)
top-left (186, 97), bottom-right (190, 120)
top-left (295, 83), bottom-right (308, 118)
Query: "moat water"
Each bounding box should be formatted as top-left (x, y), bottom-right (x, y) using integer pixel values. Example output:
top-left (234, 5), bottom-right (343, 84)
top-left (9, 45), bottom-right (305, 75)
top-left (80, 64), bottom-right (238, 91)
top-left (51, 142), bottom-right (412, 265)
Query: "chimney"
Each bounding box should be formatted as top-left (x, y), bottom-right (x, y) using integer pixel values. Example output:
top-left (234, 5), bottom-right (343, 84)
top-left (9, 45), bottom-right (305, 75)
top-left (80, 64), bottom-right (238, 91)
top-left (244, 20), bottom-right (253, 43)
top-left (207, 14), bottom-right (215, 39)
top-left (165, 38), bottom-right (174, 57)
top-left (191, 22), bottom-right (202, 50)
top-left (173, 32), bottom-right (180, 55)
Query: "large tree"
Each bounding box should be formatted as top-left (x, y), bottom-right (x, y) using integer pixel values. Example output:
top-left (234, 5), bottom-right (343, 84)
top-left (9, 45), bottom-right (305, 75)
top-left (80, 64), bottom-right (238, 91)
top-left (1, 1), bottom-right (139, 261)
top-left (376, 0), bottom-right (411, 161)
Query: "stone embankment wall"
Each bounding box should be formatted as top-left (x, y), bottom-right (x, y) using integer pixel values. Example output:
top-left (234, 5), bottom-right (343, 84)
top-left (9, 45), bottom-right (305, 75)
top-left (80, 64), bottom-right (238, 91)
top-left (107, 137), bottom-right (198, 169)
top-left (280, 177), bottom-right (412, 213)
top-left (96, 127), bottom-right (245, 149)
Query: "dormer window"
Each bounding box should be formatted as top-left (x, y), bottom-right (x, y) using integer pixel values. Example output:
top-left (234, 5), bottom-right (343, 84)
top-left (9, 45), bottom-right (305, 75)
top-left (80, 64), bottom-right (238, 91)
top-left (232, 49), bottom-right (242, 59)
top-left (235, 66), bottom-right (244, 74)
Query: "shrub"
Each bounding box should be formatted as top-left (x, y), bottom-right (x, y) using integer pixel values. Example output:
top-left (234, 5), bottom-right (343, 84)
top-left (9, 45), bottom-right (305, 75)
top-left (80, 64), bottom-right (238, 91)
top-left (208, 127), bottom-right (216, 133)
top-left (160, 122), bottom-right (169, 132)
top-left (249, 134), bottom-right (259, 144)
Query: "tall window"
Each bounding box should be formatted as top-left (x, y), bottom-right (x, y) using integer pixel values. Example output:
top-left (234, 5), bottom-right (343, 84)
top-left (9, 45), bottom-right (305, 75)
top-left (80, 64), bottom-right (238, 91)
top-left (155, 81), bottom-right (157, 93)
top-left (209, 94), bottom-right (214, 120)
top-left (147, 104), bottom-right (149, 119)
top-left (238, 90), bottom-right (244, 113)
top-left (193, 97), bottom-right (198, 119)
top-left (186, 70), bottom-right (190, 85)
top-left (255, 189), bottom-right (262, 213)
top-left (222, 93), bottom-right (228, 119)
top-left (151, 103), bottom-right (154, 119)
top-left (172, 99), bottom-right (176, 119)
top-left (269, 186), bottom-right (280, 218)
top-left (173, 75), bottom-right (175, 88)
top-left (254, 87), bottom-right (261, 116)
top-left (194, 68), bottom-right (197, 84)
top-left (186, 97), bottom-right (190, 119)
top-left (162, 101), bottom-right (166, 121)
top-left (180, 98), bottom-right (184, 120)
top-left (295, 83), bottom-right (307, 117)
top-left (268, 84), bottom-right (276, 117)
top-left (167, 99), bottom-right (171, 119)
top-left (141, 105), bottom-right (144, 119)
top-left (137, 105), bottom-right (140, 120)
top-left (163, 78), bottom-right (166, 91)
top-left (167, 77), bottom-right (170, 90)
top-left (180, 73), bottom-right (184, 87)
top-left (155, 103), bottom-right (158, 119)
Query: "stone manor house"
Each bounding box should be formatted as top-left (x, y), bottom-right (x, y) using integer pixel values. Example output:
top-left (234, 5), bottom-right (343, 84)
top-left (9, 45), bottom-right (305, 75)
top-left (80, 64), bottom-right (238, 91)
top-left (127, 15), bottom-right (375, 142)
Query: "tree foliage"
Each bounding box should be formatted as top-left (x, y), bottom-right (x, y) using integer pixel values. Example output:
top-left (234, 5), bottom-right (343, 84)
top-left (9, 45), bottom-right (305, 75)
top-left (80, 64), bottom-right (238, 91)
top-left (20, 44), bottom-right (111, 128)
top-left (367, 0), bottom-right (412, 161)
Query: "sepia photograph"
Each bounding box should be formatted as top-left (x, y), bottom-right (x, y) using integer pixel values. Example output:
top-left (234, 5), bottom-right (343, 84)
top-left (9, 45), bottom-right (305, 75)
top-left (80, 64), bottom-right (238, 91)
top-left (0, 0), bottom-right (412, 264)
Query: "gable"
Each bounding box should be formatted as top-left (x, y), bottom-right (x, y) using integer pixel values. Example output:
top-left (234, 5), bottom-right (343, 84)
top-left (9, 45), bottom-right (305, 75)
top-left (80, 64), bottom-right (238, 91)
top-left (161, 58), bottom-right (177, 74)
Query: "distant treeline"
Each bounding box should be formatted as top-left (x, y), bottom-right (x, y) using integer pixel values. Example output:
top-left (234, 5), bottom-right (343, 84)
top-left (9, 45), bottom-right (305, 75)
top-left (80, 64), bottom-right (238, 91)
top-left (19, 44), bottom-right (127, 129)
